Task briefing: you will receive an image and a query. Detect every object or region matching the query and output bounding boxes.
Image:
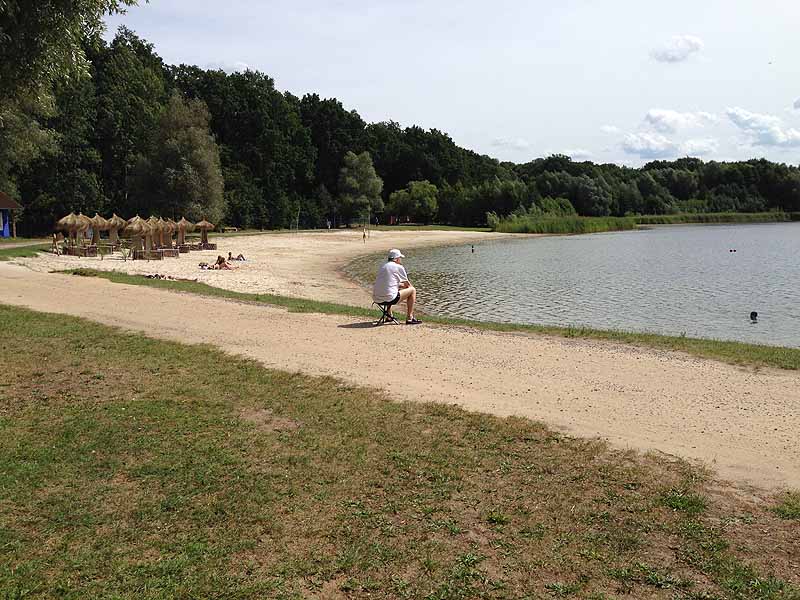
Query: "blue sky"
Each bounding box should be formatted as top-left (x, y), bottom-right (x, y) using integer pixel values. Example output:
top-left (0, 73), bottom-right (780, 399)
top-left (105, 0), bottom-right (800, 166)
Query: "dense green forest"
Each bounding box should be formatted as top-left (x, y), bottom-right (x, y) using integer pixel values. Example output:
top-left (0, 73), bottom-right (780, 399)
top-left (3, 21), bottom-right (800, 235)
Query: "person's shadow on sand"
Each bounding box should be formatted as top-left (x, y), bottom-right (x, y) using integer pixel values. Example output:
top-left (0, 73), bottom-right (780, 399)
top-left (337, 322), bottom-right (386, 329)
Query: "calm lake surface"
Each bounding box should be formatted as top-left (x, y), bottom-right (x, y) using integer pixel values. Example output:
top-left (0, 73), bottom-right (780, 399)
top-left (378, 223), bottom-right (800, 347)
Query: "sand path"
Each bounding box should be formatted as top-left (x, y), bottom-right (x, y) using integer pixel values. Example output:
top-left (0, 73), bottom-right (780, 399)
top-left (1, 261), bottom-right (797, 490)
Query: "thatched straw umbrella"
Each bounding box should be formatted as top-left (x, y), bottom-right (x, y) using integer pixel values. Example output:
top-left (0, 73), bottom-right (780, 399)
top-left (176, 217), bottom-right (194, 246)
top-left (157, 217), bottom-right (171, 247)
top-left (165, 218), bottom-right (177, 247)
top-left (56, 212), bottom-right (80, 246)
top-left (76, 213), bottom-right (92, 245)
top-left (146, 216), bottom-right (161, 249)
top-left (195, 219), bottom-right (215, 246)
top-left (90, 213), bottom-right (109, 245)
top-left (125, 215), bottom-right (149, 252)
top-left (107, 214), bottom-right (127, 244)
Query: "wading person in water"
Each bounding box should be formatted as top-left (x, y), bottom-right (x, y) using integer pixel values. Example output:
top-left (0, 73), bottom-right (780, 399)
top-left (372, 249), bottom-right (422, 325)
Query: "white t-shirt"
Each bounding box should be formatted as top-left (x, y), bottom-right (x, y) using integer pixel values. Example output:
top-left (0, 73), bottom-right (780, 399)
top-left (373, 261), bottom-right (409, 302)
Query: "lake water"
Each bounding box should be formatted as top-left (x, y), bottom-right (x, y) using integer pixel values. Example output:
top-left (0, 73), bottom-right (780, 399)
top-left (363, 223), bottom-right (800, 347)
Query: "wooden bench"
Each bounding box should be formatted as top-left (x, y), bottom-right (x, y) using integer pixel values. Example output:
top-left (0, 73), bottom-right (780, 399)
top-left (133, 249), bottom-right (163, 261)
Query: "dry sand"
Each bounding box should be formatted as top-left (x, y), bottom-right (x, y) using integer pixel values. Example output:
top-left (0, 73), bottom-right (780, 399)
top-left (2, 233), bottom-right (799, 490)
top-left (16, 229), bottom-right (503, 306)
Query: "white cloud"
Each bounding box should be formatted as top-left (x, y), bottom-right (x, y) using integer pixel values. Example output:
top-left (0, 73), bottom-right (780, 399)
top-left (564, 148), bottom-right (592, 160)
top-left (490, 137), bottom-right (531, 151)
top-left (644, 109), bottom-right (718, 133)
top-left (621, 132), bottom-right (719, 158)
top-left (794, 98), bottom-right (800, 110)
top-left (651, 35), bottom-right (704, 63)
top-left (726, 107), bottom-right (800, 147)
top-left (622, 132), bottom-right (678, 158)
top-left (681, 138), bottom-right (719, 156)
top-left (205, 60), bottom-right (251, 73)
top-left (600, 125), bottom-right (621, 134)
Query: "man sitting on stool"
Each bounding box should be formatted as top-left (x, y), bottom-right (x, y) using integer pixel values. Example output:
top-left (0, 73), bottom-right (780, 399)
top-left (373, 248), bottom-right (422, 325)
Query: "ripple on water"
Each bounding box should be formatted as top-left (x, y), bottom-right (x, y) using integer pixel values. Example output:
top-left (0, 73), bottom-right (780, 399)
top-left (399, 223), bottom-right (800, 348)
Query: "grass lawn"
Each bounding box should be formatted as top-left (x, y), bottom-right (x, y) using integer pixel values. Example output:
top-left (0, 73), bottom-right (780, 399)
top-left (63, 268), bottom-right (800, 372)
top-left (0, 243), bottom-right (51, 260)
top-left (0, 304), bottom-right (798, 599)
top-left (0, 237), bottom-right (48, 245)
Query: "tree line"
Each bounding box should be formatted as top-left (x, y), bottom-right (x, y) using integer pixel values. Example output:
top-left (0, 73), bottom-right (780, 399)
top-left (2, 20), bottom-right (799, 236)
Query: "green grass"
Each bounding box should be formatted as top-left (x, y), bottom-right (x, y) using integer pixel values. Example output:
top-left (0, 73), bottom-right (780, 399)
top-left (772, 492), bottom-right (800, 520)
top-left (634, 212), bottom-right (800, 225)
top-left (0, 243), bottom-right (50, 260)
top-left (492, 215), bottom-right (637, 234)
top-left (0, 304), bottom-right (797, 598)
top-left (490, 212), bottom-right (800, 234)
top-left (372, 224), bottom-right (493, 232)
top-left (63, 268), bottom-right (800, 372)
top-left (0, 236), bottom-right (48, 244)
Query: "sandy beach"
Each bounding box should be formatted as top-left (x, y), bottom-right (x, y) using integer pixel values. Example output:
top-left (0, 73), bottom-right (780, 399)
top-left (5, 230), bottom-right (800, 490)
top-left (16, 229), bottom-right (505, 306)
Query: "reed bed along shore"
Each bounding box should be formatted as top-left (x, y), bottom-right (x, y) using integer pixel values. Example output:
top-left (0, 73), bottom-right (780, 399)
top-left (492, 215), bottom-right (637, 234)
top-left (491, 211), bottom-right (800, 234)
top-left (635, 211), bottom-right (800, 225)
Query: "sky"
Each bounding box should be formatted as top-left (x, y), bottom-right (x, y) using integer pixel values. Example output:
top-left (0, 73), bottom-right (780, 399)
top-left (104, 0), bottom-right (800, 166)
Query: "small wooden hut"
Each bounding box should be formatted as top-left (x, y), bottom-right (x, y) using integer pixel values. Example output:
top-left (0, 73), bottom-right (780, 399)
top-left (0, 192), bottom-right (21, 238)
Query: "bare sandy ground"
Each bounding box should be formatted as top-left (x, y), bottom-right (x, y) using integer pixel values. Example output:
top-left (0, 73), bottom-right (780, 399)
top-left (16, 230), bottom-right (503, 306)
top-left (1, 259), bottom-right (798, 491)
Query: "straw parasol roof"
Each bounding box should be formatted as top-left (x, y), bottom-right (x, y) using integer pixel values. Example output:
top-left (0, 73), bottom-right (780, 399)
top-left (91, 213), bottom-right (110, 231)
top-left (125, 215), bottom-right (150, 251)
top-left (125, 215), bottom-right (149, 236)
top-left (76, 213), bottom-right (92, 231)
top-left (176, 217), bottom-right (195, 231)
top-left (107, 213), bottom-right (127, 231)
top-left (195, 219), bottom-right (215, 245)
top-left (107, 213), bottom-right (127, 244)
top-left (56, 212), bottom-right (79, 232)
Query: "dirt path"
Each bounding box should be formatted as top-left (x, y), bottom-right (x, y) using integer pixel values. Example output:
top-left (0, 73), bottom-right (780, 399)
top-left (1, 262), bottom-right (797, 490)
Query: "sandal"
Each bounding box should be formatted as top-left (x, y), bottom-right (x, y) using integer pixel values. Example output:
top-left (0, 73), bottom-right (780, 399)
top-left (406, 318), bottom-right (422, 325)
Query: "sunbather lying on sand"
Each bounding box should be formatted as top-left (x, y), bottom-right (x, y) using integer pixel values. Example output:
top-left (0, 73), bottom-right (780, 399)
top-left (228, 252), bottom-right (246, 261)
top-left (213, 255), bottom-right (235, 270)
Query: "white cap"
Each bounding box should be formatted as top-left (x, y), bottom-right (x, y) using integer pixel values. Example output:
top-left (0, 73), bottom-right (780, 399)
top-left (388, 248), bottom-right (405, 261)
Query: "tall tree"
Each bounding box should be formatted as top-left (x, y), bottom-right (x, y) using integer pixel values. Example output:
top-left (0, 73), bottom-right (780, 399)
top-left (0, 0), bottom-right (138, 100)
top-left (0, 1), bottom-right (137, 202)
top-left (338, 151), bottom-right (383, 223)
top-left (299, 94), bottom-right (366, 196)
top-left (130, 92), bottom-right (225, 222)
top-left (93, 27), bottom-right (169, 211)
top-left (17, 75), bottom-right (106, 234)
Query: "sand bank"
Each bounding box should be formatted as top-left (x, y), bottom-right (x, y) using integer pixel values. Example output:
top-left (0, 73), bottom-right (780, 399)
top-left (15, 229), bottom-right (505, 306)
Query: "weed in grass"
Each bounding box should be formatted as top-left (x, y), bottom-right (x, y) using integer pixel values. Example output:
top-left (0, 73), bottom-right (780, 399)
top-left (545, 581), bottom-right (583, 596)
top-left (661, 488), bottom-right (708, 516)
top-left (486, 510), bottom-right (510, 526)
top-left (772, 491), bottom-right (800, 520)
